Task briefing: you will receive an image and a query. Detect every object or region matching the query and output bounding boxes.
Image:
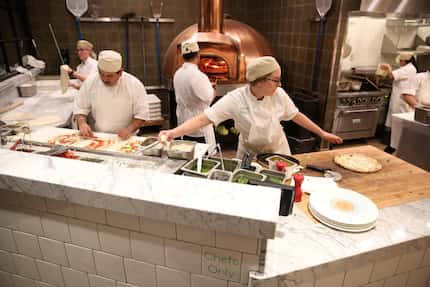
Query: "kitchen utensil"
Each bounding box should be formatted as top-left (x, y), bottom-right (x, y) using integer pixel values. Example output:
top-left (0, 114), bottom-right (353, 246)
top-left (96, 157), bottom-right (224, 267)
top-left (181, 158), bottom-right (219, 177)
top-left (138, 139), bottom-right (161, 153)
top-left (140, 17), bottom-right (147, 81)
top-left (121, 12), bottom-right (136, 71)
top-left (216, 143), bottom-right (225, 170)
top-left (150, 1), bottom-right (164, 85)
top-left (256, 153), bottom-right (300, 167)
top-left (414, 105), bottom-right (430, 125)
top-left (306, 164), bottom-right (342, 181)
top-left (351, 81), bottom-right (362, 91)
top-left (35, 145), bottom-right (70, 156)
top-left (240, 152), bottom-right (255, 171)
top-left (66, 0), bottom-right (88, 39)
top-left (18, 82), bottom-right (37, 97)
top-left (48, 24), bottom-right (65, 65)
top-left (197, 156), bottom-right (202, 173)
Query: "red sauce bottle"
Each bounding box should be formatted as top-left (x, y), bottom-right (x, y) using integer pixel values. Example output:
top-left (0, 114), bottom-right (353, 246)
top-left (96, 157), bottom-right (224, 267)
top-left (294, 173), bottom-right (304, 202)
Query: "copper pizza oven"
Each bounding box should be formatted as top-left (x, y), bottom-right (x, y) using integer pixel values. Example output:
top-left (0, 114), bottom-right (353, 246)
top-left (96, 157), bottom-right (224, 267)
top-left (163, 0), bottom-right (273, 84)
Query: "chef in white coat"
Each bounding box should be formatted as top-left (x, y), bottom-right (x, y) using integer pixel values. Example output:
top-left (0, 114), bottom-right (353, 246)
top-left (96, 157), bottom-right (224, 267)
top-left (408, 68), bottom-right (430, 107)
top-left (73, 50), bottom-right (149, 140)
top-left (64, 40), bottom-right (98, 89)
top-left (173, 40), bottom-right (216, 147)
top-left (159, 56), bottom-right (342, 158)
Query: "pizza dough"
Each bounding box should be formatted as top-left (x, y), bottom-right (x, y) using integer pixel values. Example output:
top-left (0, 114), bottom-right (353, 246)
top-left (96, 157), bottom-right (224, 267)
top-left (334, 153), bottom-right (382, 173)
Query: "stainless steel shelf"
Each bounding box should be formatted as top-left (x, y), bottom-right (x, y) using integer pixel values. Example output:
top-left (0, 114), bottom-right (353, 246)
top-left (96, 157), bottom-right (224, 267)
top-left (79, 17), bottom-right (175, 24)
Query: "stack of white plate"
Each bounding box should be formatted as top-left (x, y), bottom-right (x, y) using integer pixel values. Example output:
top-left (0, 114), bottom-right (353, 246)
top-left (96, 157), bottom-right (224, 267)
top-left (147, 94), bottom-right (163, 120)
top-left (309, 188), bottom-right (378, 232)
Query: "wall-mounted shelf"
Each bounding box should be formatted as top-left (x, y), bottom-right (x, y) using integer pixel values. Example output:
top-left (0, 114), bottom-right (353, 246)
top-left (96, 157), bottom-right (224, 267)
top-left (79, 17), bottom-right (175, 24)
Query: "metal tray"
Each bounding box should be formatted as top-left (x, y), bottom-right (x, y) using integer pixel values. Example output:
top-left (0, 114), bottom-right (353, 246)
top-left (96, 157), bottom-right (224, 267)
top-left (209, 157), bottom-right (241, 172)
top-left (167, 140), bottom-right (195, 160)
top-left (259, 169), bottom-right (286, 185)
top-left (142, 142), bottom-right (163, 157)
top-left (181, 158), bottom-right (219, 177)
top-left (208, 169), bottom-right (232, 182)
top-left (231, 169), bottom-right (266, 184)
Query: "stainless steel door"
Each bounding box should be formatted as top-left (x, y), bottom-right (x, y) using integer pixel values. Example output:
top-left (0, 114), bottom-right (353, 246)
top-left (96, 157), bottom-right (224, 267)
top-left (333, 108), bottom-right (380, 139)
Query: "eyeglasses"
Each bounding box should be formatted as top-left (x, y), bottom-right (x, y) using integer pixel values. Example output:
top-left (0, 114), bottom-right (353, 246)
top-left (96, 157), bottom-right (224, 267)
top-left (266, 78), bottom-right (282, 85)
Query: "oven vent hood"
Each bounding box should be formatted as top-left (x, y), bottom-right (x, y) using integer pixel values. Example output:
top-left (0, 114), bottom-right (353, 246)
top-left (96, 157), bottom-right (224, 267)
top-left (360, 0), bottom-right (430, 16)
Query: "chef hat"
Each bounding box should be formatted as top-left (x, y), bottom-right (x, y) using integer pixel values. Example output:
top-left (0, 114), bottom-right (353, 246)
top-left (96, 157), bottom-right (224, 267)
top-left (181, 40), bottom-right (199, 55)
top-left (98, 50), bottom-right (122, 73)
top-left (395, 51), bottom-right (415, 64)
top-left (76, 40), bottom-right (94, 50)
top-left (246, 56), bottom-right (281, 82)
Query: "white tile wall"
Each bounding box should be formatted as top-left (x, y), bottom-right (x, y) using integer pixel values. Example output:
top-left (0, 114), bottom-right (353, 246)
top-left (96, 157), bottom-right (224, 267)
top-left (36, 259), bottom-right (64, 287)
top-left (397, 250), bottom-right (425, 273)
top-left (370, 256), bottom-right (400, 281)
top-left (38, 237), bottom-right (68, 266)
top-left (35, 281), bottom-right (55, 287)
top-left (177, 224), bottom-right (215, 246)
top-left (61, 266), bottom-right (90, 287)
top-left (130, 231), bottom-right (165, 265)
top-left (19, 194), bottom-right (46, 212)
top-left (405, 266), bottom-right (430, 287)
top-left (228, 282), bottom-right (247, 287)
top-left (117, 282), bottom-right (139, 287)
top-left (13, 231), bottom-right (42, 259)
top-left (106, 211), bottom-right (139, 231)
top-left (420, 247), bottom-right (430, 267)
top-left (11, 273), bottom-right (35, 287)
top-left (383, 272), bottom-right (408, 287)
top-left (88, 274), bottom-right (115, 287)
top-left (240, 253), bottom-right (259, 284)
top-left (165, 239), bottom-right (202, 273)
top-left (41, 214), bottom-right (71, 243)
top-left (93, 250), bottom-right (126, 281)
top-left (98, 225), bottom-right (131, 257)
top-left (0, 270), bottom-right (13, 287)
top-left (140, 217), bottom-right (176, 239)
top-left (191, 274), bottom-right (227, 287)
top-left (124, 258), bottom-right (156, 287)
top-left (65, 243), bottom-right (96, 273)
top-left (314, 272), bottom-right (345, 287)
top-left (156, 265), bottom-right (191, 287)
top-left (13, 254), bottom-right (40, 280)
top-left (215, 232), bottom-right (258, 254)
top-left (46, 199), bottom-right (75, 217)
top-left (68, 218), bottom-right (100, 250)
top-left (0, 227), bottom-right (16, 252)
top-left (361, 280), bottom-right (384, 287)
top-left (0, 208), bottom-right (44, 236)
top-left (0, 250), bottom-right (16, 273)
top-left (74, 205), bottom-right (106, 224)
top-left (343, 262), bottom-right (373, 287)
top-left (202, 247), bottom-right (242, 282)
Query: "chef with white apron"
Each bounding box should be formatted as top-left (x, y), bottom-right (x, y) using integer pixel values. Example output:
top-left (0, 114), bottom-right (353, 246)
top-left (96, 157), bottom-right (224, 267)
top-left (159, 56), bottom-right (343, 158)
top-left (173, 40), bottom-right (216, 149)
top-left (73, 50), bottom-right (149, 140)
top-left (413, 70), bottom-right (430, 106)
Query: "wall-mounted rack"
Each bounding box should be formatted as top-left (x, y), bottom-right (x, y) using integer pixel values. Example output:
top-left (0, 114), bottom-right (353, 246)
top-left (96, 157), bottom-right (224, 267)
top-left (79, 17), bottom-right (175, 23)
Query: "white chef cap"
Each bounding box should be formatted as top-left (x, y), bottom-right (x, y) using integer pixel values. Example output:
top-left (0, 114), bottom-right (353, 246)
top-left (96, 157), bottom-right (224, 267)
top-left (76, 40), bottom-right (94, 50)
top-left (395, 51), bottom-right (415, 64)
top-left (98, 50), bottom-right (122, 73)
top-left (181, 40), bottom-right (199, 55)
top-left (246, 56), bottom-right (281, 82)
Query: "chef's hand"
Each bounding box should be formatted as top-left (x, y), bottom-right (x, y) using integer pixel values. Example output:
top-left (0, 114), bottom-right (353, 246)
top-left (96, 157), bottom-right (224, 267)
top-left (158, 130), bottom-right (175, 143)
top-left (118, 128), bottom-right (133, 140)
top-left (63, 65), bottom-right (73, 73)
top-left (379, 63), bottom-right (392, 73)
top-left (78, 122), bottom-right (94, 138)
top-left (321, 131), bottom-right (343, 144)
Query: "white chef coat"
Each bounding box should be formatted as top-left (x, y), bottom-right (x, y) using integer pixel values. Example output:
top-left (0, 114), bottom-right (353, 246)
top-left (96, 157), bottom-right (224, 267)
top-left (205, 85), bottom-right (299, 158)
top-left (73, 72), bottom-right (149, 133)
top-left (385, 63), bottom-right (417, 128)
top-left (75, 57), bottom-right (98, 84)
top-left (410, 71), bottom-right (430, 106)
top-left (174, 62), bottom-right (215, 145)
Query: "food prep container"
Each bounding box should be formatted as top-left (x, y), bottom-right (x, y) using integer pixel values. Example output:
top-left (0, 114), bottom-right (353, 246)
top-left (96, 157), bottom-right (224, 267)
top-left (259, 169), bottom-right (286, 185)
top-left (209, 157), bottom-right (241, 172)
top-left (231, 169), bottom-right (266, 184)
top-left (208, 169), bottom-right (232, 181)
top-left (167, 140), bottom-right (195, 160)
top-left (18, 82), bottom-right (37, 97)
top-left (181, 158), bottom-right (219, 177)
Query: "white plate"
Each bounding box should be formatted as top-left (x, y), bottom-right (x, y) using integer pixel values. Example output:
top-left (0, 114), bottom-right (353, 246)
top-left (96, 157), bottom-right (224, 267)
top-left (309, 204), bottom-right (376, 229)
top-left (309, 188), bottom-right (379, 226)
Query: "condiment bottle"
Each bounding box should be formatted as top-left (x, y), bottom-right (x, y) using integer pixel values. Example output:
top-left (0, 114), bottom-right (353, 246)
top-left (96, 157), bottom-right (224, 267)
top-left (294, 173), bottom-right (304, 202)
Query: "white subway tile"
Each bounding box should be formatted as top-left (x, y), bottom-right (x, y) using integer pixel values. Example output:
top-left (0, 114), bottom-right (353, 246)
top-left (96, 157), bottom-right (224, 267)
top-left (371, 256), bottom-right (400, 281)
top-left (38, 237), bottom-right (68, 266)
top-left (35, 281), bottom-right (55, 287)
top-left (13, 231), bottom-right (42, 259)
top-left (98, 225), bottom-right (131, 257)
top-left (88, 274), bottom-right (115, 287)
top-left (36, 259), bottom-right (64, 287)
top-left (0, 208), bottom-right (18, 230)
top-left (46, 199), bottom-right (75, 217)
top-left (68, 218), bottom-right (99, 250)
top-left (74, 205), bottom-right (106, 224)
top-left (140, 217), bottom-right (176, 239)
top-left (228, 282), bottom-right (247, 287)
top-left (65, 243), bottom-right (96, 273)
top-left (93, 250), bottom-right (125, 281)
top-left (0, 190), bottom-right (20, 207)
top-left (41, 214), bottom-right (71, 243)
top-left (19, 194), bottom-right (46, 212)
top-left (405, 266), bottom-right (430, 287)
top-left (106, 210), bottom-right (139, 231)
top-left (0, 250), bottom-right (15, 273)
top-left (0, 270), bottom-right (13, 287)
top-left (361, 281), bottom-right (384, 287)
top-left (314, 272), bottom-right (344, 287)
top-left (240, 253), bottom-right (259, 284)
top-left (421, 247), bottom-right (430, 267)
top-left (117, 282), bottom-right (139, 287)
top-left (13, 253), bottom-right (40, 280)
top-left (130, 231), bottom-right (164, 265)
top-left (0, 227), bottom-right (16, 252)
top-left (165, 239), bottom-right (202, 273)
top-left (343, 262), bottom-right (373, 287)
top-left (215, 232), bottom-right (258, 254)
top-left (156, 265), bottom-right (190, 287)
top-left (254, 277), bottom-right (277, 287)
top-left (177, 224), bottom-right (215, 246)
top-left (397, 249), bottom-right (425, 273)
top-left (11, 274), bottom-right (35, 287)
top-left (384, 272), bottom-right (408, 287)
top-left (61, 266), bottom-right (90, 287)
top-left (0, 207), bottom-right (43, 236)
top-left (202, 247), bottom-right (242, 282)
top-left (124, 258), bottom-right (156, 287)
top-left (191, 274), bottom-right (227, 287)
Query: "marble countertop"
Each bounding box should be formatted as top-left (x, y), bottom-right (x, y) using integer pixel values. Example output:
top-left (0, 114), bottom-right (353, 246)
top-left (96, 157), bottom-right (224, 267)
top-left (0, 148), bottom-right (280, 239)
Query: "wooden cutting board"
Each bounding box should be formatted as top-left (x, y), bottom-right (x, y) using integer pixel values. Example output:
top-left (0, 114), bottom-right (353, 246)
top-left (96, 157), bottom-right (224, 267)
top-left (0, 100), bottom-right (24, 115)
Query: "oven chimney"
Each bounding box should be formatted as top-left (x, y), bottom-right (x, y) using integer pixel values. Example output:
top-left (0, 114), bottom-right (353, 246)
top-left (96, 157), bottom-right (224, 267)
top-left (199, 0), bottom-right (223, 33)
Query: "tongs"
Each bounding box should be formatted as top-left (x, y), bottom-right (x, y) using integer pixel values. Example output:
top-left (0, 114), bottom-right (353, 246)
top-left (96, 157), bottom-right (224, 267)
top-left (137, 139), bottom-right (160, 154)
top-left (36, 145), bottom-right (70, 156)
